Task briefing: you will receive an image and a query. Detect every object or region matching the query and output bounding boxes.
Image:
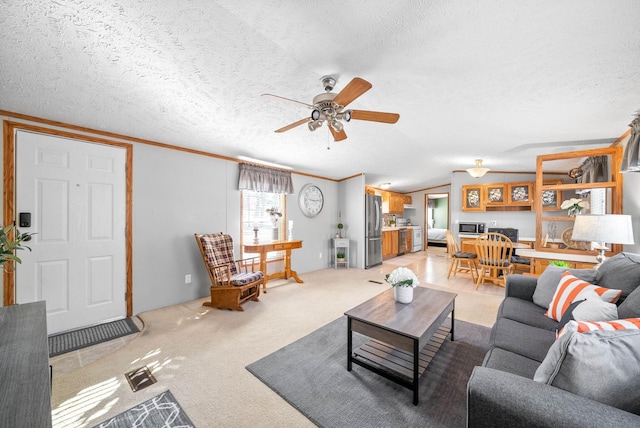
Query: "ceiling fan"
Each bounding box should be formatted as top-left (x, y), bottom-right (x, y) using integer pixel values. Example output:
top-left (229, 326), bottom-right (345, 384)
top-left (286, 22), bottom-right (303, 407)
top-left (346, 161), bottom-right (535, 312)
top-left (262, 76), bottom-right (400, 141)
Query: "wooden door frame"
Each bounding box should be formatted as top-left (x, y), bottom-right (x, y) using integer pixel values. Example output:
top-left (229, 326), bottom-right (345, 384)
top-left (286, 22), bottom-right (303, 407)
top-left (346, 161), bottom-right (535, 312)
top-left (425, 192), bottom-right (450, 229)
top-left (3, 121), bottom-right (133, 317)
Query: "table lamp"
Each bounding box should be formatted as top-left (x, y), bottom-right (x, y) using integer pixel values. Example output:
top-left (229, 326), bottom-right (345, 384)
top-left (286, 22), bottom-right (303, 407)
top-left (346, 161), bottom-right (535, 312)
top-left (571, 214), bottom-right (635, 268)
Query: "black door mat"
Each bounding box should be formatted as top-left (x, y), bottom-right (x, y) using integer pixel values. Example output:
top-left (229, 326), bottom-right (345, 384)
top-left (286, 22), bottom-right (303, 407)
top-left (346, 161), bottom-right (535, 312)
top-left (125, 366), bottom-right (157, 392)
top-left (48, 317), bottom-right (140, 357)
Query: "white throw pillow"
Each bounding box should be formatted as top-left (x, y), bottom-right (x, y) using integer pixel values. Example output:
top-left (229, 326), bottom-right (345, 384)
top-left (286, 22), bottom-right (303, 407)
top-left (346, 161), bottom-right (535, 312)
top-left (571, 295), bottom-right (618, 323)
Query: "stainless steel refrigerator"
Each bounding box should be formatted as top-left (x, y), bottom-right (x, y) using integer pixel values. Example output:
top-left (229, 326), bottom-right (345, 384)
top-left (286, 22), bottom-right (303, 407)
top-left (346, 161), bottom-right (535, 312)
top-left (365, 194), bottom-right (382, 268)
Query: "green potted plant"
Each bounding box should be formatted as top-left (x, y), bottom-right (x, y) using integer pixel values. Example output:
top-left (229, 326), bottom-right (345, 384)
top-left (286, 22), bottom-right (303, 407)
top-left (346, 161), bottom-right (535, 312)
top-left (548, 260), bottom-right (570, 268)
top-left (0, 224), bottom-right (34, 270)
top-left (337, 252), bottom-right (345, 262)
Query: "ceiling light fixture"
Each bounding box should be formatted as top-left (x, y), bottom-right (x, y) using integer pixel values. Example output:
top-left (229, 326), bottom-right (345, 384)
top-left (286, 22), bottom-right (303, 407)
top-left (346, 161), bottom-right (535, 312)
top-left (466, 159), bottom-right (490, 178)
top-left (237, 156), bottom-right (293, 170)
top-left (380, 182), bottom-right (391, 189)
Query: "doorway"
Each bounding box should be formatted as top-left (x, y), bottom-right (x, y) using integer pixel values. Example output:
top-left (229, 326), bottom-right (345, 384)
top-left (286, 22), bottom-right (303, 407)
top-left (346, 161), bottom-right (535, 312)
top-left (425, 193), bottom-right (449, 248)
top-left (7, 126), bottom-right (132, 334)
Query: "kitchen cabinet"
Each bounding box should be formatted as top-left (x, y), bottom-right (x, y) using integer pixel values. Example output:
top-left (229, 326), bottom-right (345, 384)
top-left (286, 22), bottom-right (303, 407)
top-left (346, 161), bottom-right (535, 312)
top-left (462, 185), bottom-right (484, 212)
top-left (382, 230), bottom-right (398, 260)
top-left (541, 180), bottom-right (562, 211)
top-left (462, 181), bottom-right (535, 211)
top-left (366, 187), bottom-right (411, 214)
top-left (533, 259), bottom-right (596, 275)
top-left (508, 182), bottom-right (533, 205)
top-left (484, 183), bottom-right (506, 206)
top-left (382, 191), bottom-right (406, 214)
top-left (460, 237), bottom-right (477, 254)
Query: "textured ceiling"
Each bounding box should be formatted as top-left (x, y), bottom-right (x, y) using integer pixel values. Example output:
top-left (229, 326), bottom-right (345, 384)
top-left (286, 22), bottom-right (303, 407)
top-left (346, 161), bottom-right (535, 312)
top-left (1, 0), bottom-right (639, 192)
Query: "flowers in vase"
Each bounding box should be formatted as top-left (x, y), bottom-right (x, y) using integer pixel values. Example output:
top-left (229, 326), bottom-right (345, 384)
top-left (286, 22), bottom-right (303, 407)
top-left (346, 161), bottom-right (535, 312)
top-left (560, 198), bottom-right (589, 216)
top-left (385, 267), bottom-right (419, 288)
top-left (266, 207), bottom-right (282, 227)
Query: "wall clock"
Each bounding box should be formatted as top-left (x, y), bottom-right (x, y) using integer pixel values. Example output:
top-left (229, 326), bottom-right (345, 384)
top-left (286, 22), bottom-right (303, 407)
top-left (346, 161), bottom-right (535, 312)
top-left (299, 184), bottom-right (324, 217)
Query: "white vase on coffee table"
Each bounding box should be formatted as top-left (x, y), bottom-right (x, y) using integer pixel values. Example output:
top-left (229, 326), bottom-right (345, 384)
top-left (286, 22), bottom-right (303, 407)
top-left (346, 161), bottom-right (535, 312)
top-left (394, 286), bottom-right (413, 303)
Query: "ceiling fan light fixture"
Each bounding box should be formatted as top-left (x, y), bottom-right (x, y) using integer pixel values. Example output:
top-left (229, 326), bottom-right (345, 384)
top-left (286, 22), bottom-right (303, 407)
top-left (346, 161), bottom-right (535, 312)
top-left (330, 119), bottom-right (343, 132)
top-left (308, 120), bottom-right (322, 131)
top-left (466, 159), bottom-right (490, 178)
top-left (310, 109), bottom-right (321, 121)
top-left (336, 110), bottom-right (351, 122)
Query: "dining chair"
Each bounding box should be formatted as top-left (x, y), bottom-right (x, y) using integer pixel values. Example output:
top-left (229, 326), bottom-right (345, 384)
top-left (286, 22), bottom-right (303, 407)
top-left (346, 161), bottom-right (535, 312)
top-left (445, 230), bottom-right (478, 282)
top-left (474, 232), bottom-right (514, 289)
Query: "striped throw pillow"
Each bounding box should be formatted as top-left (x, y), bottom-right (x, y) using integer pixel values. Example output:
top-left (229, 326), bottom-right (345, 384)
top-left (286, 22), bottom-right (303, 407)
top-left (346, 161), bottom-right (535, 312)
top-left (558, 318), bottom-right (640, 339)
top-left (545, 272), bottom-right (622, 321)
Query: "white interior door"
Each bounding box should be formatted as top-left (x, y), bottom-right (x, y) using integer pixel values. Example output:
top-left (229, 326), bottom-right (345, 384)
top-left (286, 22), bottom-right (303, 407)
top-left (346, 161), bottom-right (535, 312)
top-left (15, 130), bottom-right (127, 334)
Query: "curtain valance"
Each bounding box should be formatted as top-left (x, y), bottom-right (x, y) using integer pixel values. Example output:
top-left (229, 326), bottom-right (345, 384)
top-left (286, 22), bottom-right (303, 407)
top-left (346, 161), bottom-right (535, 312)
top-left (237, 163), bottom-right (294, 194)
top-left (621, 115), bottom-right (640, 173)
top-left (578, 155), bottom-right (608, 184)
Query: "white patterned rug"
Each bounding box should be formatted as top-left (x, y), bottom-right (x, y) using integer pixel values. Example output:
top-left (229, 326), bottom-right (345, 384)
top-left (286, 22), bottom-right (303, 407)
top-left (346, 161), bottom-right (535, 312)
top-left (93, 390), bottom-right (194, 428)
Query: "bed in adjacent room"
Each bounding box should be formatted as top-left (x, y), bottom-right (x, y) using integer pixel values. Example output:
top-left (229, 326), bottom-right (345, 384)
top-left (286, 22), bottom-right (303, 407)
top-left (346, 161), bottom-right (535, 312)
top-left (427, 226), bottom-right (448, 246)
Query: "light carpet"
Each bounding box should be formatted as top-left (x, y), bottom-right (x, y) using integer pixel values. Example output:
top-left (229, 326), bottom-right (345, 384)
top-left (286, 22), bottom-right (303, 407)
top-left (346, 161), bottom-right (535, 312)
top-left (246, 316), bottom-right (490, 427)
top-left (50, 265), bottom-right (503, 427)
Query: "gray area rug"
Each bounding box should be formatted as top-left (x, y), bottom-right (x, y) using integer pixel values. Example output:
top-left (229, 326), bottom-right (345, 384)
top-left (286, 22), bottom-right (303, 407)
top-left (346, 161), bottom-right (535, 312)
top-left (92, 390), bottom-right (194, 428)
top-left (246, 316), bottom-right (490, 428)
top-left (49, 317), bottom-right (140, 357)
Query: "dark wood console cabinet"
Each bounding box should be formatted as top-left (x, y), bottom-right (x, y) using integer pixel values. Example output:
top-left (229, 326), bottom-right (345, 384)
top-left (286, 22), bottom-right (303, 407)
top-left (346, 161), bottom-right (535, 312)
top-left (0, 301), bottom-right (52, 427)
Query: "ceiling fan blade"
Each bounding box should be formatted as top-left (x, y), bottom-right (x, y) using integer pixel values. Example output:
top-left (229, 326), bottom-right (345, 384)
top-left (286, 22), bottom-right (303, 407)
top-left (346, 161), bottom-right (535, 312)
top-left (275, 118), bottom-right (309, 133)
top-left (330, 126), bottom-right (347, 142)
top-left (262, 93), bottom-right (315, 109)
top-left (350, 109), bottom-right (400, 124)
top-left (332, 77), bottom-right (372, 108)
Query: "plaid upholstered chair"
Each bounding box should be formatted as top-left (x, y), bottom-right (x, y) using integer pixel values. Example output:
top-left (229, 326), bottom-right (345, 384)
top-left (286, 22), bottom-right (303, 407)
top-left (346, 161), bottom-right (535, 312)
top-left (194, 233), bottom-right (264, 311)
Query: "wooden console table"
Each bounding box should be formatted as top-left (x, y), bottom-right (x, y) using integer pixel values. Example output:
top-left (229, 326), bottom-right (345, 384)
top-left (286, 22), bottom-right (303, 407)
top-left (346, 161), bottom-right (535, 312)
top-left (244, 240), bottom-right (303, 292)
top-left (0, 301), bottom-right (52, 427)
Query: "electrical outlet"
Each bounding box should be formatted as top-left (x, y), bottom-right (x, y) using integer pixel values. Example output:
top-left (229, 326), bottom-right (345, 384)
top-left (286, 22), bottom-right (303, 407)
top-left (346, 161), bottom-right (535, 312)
top-left (491, 220), bottom-right (497, 226)
top-left (319, 252), bottom-right (322, 258)
top-left (185, 274), bottom-right (192, 284)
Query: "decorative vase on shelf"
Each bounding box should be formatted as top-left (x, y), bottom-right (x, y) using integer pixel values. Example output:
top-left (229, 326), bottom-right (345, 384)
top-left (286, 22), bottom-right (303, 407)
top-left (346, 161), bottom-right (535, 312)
top-left (394, 286), bottom-right (414, 304)
top-left (272, 227), bottom-right (279, 241)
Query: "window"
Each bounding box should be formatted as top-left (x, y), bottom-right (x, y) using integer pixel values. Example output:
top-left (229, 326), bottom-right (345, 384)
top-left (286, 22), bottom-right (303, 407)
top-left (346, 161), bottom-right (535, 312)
top-left (241, 190), bottom-right (286, 260)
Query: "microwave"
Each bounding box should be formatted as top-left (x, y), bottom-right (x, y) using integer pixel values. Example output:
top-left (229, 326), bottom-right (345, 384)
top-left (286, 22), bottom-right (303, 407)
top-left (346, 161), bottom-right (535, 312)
top-left (459, 222), bottom-right (485, 234)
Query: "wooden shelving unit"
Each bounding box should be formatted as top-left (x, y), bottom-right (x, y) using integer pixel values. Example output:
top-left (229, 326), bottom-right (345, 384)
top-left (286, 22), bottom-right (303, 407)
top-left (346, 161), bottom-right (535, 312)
top-left (534, 146), bottom-right (623, 256)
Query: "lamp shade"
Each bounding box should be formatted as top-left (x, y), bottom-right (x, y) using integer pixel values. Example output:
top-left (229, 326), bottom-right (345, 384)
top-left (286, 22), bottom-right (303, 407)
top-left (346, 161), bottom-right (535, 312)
top-left (571, 214), bottom-right (635, 245)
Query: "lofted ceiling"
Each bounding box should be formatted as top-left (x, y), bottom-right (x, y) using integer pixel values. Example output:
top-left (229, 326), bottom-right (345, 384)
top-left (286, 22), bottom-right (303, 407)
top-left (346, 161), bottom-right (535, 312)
top-left (1, 1), bottom-right (639, 193)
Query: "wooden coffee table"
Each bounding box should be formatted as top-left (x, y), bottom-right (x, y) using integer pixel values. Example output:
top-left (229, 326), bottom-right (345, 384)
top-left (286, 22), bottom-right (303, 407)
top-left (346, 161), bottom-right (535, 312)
top-left (345, 287), bottom-right (457, 405)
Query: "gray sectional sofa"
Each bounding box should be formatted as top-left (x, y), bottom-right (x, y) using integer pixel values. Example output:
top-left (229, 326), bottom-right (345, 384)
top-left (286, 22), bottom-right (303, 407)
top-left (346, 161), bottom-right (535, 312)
top-left (467, 252), bottom-right (640, 427)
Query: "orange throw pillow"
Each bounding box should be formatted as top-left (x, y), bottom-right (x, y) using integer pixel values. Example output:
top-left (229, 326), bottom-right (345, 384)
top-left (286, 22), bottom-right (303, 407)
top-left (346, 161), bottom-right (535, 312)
top-left (545, 272), bottom-right (622, 321)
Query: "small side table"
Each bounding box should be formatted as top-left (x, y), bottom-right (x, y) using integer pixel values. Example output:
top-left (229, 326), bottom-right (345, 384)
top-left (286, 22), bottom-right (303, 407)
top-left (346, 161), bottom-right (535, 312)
top-left (334, 238), bottom-right (350, 269)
